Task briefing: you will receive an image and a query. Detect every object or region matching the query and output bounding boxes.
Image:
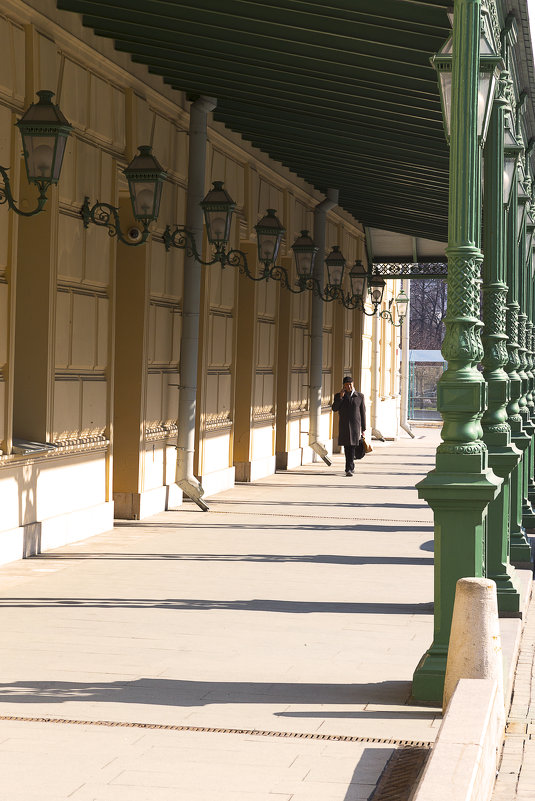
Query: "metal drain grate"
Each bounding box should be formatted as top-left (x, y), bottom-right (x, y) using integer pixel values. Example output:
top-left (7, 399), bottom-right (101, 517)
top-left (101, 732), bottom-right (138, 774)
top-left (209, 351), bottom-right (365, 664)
top-left (0, 714), bottom-right (432, 746)
top-left (369, 745), bottom-right (430, 801)
top-left (207, 510), bottom-right (432, 524)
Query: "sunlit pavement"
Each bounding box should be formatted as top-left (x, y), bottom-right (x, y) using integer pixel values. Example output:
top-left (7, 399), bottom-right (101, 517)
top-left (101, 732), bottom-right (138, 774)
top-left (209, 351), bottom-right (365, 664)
top-left (0, 429), bottom-right (440, 800)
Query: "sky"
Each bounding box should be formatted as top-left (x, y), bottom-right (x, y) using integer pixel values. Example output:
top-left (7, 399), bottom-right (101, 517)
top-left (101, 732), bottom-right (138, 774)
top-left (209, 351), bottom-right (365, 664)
top-left (529, 0), bottom-right (535, 50)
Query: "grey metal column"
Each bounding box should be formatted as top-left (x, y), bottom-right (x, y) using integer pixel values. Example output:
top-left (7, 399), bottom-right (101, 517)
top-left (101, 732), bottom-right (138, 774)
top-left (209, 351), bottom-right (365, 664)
top-left (309, 188), bottom-right (338, 465)
top-left (175, 95), bottom-right (217, 511)
top-left (400, 278), bottom-right (414, 438)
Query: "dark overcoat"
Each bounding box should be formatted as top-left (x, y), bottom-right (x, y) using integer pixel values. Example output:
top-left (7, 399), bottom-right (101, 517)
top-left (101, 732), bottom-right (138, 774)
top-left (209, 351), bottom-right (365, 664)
top-left (332, 391), bottom-right (366, 447)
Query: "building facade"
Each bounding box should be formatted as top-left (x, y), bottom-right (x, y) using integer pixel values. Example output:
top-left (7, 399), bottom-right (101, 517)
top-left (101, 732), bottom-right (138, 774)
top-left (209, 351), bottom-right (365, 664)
top-left (0, 0), bottom-right (403, 564)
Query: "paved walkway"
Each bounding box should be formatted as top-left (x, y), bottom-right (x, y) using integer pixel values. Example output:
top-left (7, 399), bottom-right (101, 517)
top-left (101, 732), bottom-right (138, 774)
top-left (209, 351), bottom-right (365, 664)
top-left (0, 430), bottom-right (442, 800)
top-left (493, 578), bottom-right (535, 800)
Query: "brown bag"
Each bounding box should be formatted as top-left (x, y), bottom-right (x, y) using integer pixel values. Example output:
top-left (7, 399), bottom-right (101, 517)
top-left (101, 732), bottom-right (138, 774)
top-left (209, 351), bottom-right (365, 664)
top-left (363, 437), bottom-right (373, 454)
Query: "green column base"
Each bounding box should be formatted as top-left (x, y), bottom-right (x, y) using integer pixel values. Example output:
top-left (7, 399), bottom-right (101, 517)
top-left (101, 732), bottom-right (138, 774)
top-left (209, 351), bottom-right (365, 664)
top-left (486, 446), bottom-right (522, 614)
top-left (510, 431), bottom-right (531, 559)
top-left (521, 510), bottom-right (535, 528)
top-left (412, 643), bottom-right (448, 705)
top-left (413, 462), bottom-right (501, 706)
top-left (491, 563), bottom-right (522, 615)
top-left (510, 538), bottom-right (532, 563)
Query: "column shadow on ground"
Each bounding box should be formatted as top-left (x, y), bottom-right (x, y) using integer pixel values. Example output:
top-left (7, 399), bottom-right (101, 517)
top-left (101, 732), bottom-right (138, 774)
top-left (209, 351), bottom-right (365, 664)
top-left (199, 484), bottom-right (421, 491)
top-left (35, 553), bottom-right (434, 566)
top-left (112, 522), bottom-right (434, 532)
top-left (208, 500), bottom-right (427, 509)
top-left (341, 748), bottom-right (396, 800)
top-left (0, 598), bottom-right (434, 613)
top-left (0, 678), bottom-right (415, 707)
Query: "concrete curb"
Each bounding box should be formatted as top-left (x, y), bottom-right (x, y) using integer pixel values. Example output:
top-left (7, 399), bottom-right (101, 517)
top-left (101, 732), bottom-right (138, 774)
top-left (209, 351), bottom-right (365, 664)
top-left (411, 570), bottom-right (532, 801)
top-left (412, 679), bottom-right (502, 801)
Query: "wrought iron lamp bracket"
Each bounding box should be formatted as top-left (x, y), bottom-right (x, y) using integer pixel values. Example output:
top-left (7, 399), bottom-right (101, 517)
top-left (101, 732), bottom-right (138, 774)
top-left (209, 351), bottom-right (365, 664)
top-left (162, 224), bottom-right (223, 265)
top-left (0, 166), bottom-right (49, 217)
top-left (82, 197), bottom-right (151, 247)
top-left (164, 225), bottom-right (314, 293)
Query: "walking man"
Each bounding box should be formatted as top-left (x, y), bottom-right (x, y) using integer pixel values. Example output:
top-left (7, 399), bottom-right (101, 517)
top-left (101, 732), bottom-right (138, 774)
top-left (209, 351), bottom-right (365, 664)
top-left (332, 377), bottom-right (366, 476)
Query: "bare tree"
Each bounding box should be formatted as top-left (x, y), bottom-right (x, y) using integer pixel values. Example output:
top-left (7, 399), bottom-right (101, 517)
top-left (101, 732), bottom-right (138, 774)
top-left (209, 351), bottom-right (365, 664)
top-left (409, 278), bottom-right (447, 350)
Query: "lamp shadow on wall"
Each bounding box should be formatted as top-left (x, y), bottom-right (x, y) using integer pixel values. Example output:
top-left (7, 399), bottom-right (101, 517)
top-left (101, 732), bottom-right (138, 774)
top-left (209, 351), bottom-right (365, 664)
top-left (17, 462), bottom-right (42, 558)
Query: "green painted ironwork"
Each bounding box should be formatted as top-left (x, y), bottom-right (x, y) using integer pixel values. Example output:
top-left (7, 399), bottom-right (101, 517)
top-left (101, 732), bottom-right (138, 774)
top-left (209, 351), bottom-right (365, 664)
top-left (371, 259), bottom-right (447, 279)
top-left (412, 0), bottom-right (502, 704)
top-left (55, 0), bottom-right (451, 242)
top-left (506, 165), bottom-right (532, 561)
top-left (480, 67), bottom-right (521, 614)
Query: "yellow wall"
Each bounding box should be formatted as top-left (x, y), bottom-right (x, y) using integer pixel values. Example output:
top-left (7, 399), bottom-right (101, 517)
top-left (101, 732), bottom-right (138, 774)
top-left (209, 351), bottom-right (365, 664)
top-left (0, 0), bottom-right (398, 547)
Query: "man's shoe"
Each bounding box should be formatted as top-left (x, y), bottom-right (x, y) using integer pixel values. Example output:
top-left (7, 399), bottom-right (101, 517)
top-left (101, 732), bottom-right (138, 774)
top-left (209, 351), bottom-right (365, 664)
top-left (345, 470), bottom-right (354, 476)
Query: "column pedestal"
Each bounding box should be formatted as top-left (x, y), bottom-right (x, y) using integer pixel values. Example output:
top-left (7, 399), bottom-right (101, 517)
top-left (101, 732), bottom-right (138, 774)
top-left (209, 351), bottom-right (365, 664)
top-left (413, 461), bottom-right (501, 703)
top-left (487, 445), bottom-right (522, 614)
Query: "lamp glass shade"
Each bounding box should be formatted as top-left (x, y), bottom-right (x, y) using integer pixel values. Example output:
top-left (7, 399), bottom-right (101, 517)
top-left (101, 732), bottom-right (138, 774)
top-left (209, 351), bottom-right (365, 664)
top-left (255, 209), bottom-right (285, 264)
top-left (477, 9), bottom-right (502, 144)
top-left (200, 181), bottom-right (236, 245)
top-left (16, 90), bottom-right (72, 185)
top-left (503, 156), bottom-right (517, 206)
top-left (348, 260), bottom-right (367, 298)
top-left (431, 36), bottom-right (453, 141)
top-left (503, 112), bottom-right (522, 206)
top-left (124, 146), bottom-right (167, 222)
top-left (525, 211), bottom-right (535, 255)
top-left (291, 230), bottom-right (318, 277)
top-left (394, 289), bottom-right (409, 320)
top-left (477, 69), bottom-right (499, 145)
top-left (325, 245), bottom-right (346, 287)
top-left (517, 181), bottom-right (529, 239)
top-left (368, 276), bottom-right (385, 305)
top-left (526, 227), bottom-right (535, 259)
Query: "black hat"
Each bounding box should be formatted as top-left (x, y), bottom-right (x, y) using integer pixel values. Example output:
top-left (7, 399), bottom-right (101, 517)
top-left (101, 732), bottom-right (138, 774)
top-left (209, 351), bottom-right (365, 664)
top-left (343, 376), bottom-right (353, 384)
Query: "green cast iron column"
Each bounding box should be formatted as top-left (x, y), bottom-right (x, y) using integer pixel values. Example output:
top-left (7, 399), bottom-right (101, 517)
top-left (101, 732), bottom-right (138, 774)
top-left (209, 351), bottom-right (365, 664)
top-left (521, 168), bottom-right (535, 519)
top-left (412, 0), bottom-right (502, 704)
top-left (481, 72), bottom-right (522, 613)
top-left (524, 181), bottom-right (535, 515)
top-left (505, 168), bottom-right (532, 562)
top-left (527, 293), bottom-right (535, 512)
top-left (517, 180), bottom-right (535, 529)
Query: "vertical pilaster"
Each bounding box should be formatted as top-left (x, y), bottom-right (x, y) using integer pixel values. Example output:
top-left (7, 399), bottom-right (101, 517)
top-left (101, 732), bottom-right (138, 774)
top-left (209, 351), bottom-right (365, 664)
top-left (331, 294), bottom-right (345, 452)
top-left (112, 197), bottom-right (150, 519)
top-left (275, 255), bottom-right (293, 468)
top-left (234, 243), bottom-right (258, 481)
top-left (412, 0), bottom-right (501, 703)
top-left (13, 175), bottom-right (58, 443)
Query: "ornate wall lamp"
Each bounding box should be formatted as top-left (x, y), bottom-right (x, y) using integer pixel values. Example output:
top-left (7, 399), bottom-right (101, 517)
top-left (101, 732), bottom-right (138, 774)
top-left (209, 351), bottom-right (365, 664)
top-left (164, 183), bottom-right (318, 290)
top-left (0, 90), bottom-right (72, 216)
top-left (81, 146), bottom-right (167, 246)
top-left (320, 247), bottom-right (409, 325)
top-left (163, 182), bottom-right (293, 281)
top-left (164, 181), bottom-right (409, 324)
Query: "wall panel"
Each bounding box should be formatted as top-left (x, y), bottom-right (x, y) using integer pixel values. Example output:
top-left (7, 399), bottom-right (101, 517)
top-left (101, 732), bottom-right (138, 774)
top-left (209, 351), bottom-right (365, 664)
top-left (0, 16), bottom-right (24, 103)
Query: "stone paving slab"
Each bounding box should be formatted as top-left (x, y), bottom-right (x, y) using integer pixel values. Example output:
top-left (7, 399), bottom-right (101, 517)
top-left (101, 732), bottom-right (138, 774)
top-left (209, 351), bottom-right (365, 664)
top-left (493, 573), bottom-right (535, 801)
top-left (0, 430), bottom-right (441, 799)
